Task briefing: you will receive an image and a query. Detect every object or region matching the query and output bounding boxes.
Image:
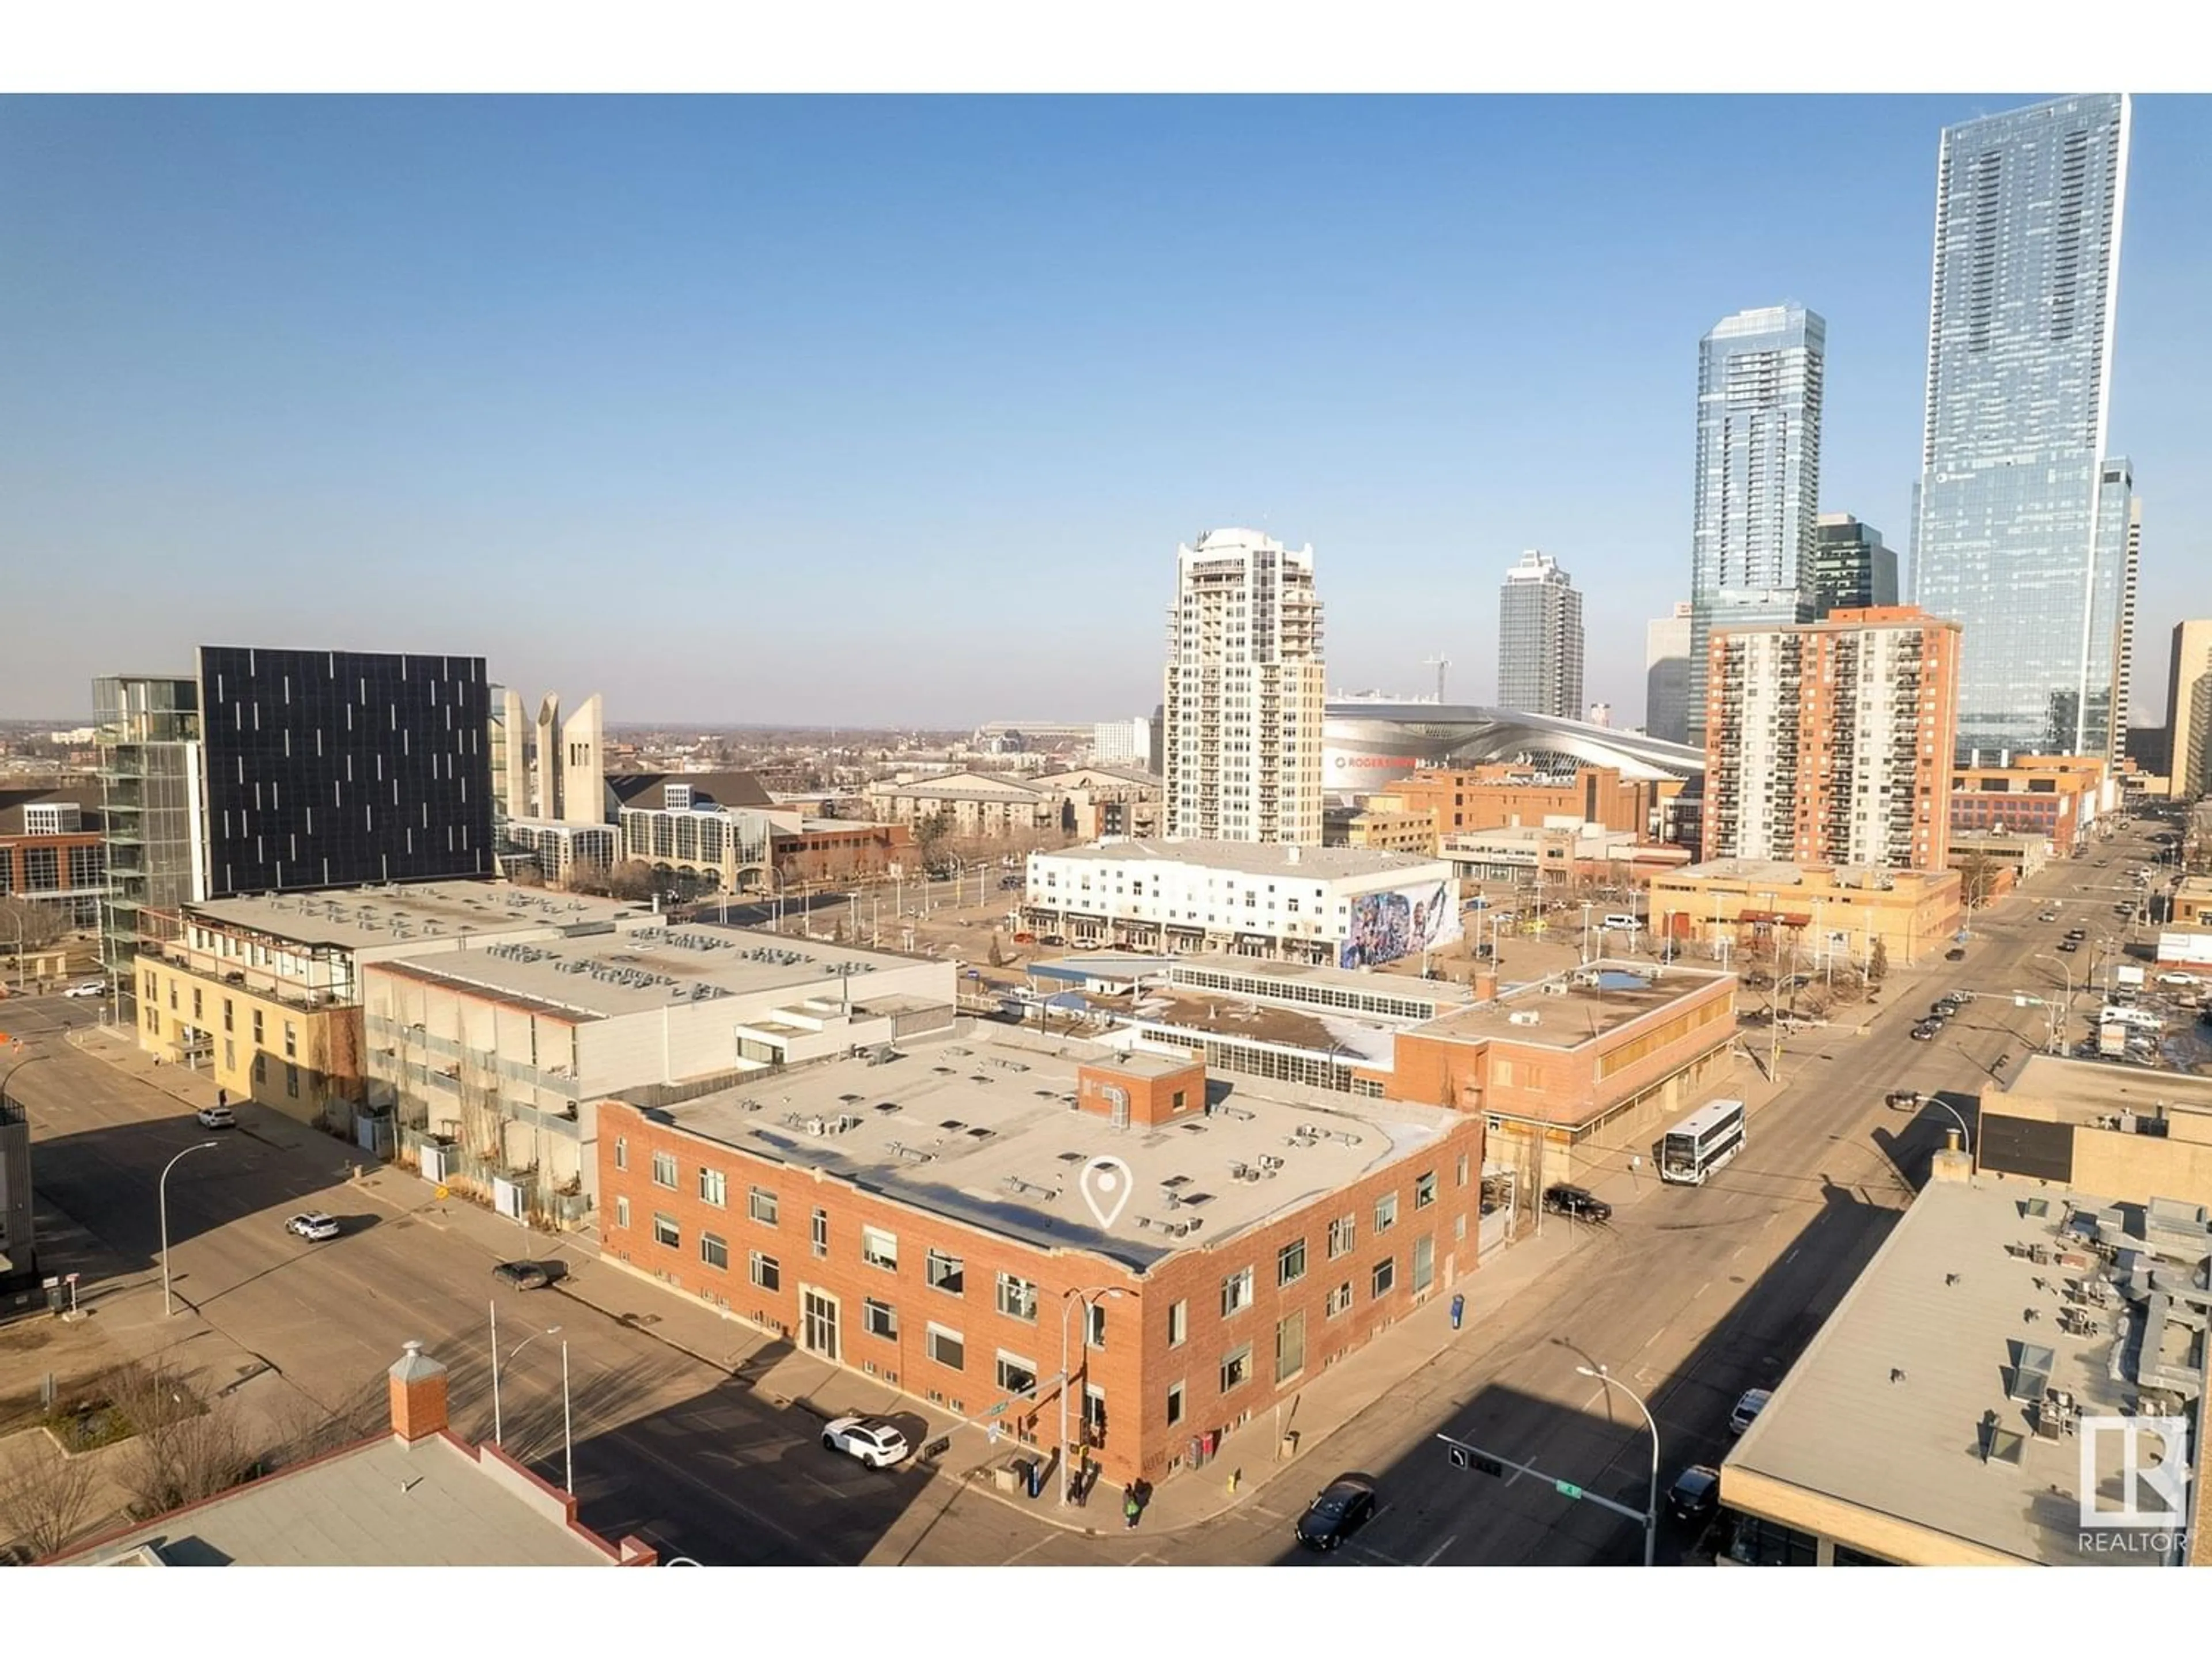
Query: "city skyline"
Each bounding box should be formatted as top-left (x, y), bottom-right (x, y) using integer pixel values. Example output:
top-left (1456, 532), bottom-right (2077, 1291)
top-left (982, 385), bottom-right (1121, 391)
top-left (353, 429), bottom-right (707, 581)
top-left (5, 95), bottom-right (2211, 730)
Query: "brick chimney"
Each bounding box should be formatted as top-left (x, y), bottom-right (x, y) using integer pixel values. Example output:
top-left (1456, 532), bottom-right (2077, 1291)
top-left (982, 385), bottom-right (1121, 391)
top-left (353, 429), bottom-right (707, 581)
top-left (1473, 968), bottom-right (1499, 1002)
top-left (388, 1340), bottom-right (449, 1442)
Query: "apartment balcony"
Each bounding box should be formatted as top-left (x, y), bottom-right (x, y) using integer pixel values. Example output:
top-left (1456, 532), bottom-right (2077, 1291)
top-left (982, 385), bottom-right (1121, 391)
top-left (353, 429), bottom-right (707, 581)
top-left (143, 939), bottom-right (355, 1012)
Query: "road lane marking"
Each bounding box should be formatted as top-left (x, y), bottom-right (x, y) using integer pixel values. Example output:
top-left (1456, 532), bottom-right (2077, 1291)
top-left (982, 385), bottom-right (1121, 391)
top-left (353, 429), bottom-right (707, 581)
top-left (1421, 1535), bottom-right (1459, 1566)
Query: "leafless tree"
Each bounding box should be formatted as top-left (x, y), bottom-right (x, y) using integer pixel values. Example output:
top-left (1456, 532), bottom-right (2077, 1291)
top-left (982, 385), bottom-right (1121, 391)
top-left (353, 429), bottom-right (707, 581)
top-left (0, 895), bottom-right (67, 956)
top-left (1957, 851), bottom-right (2002, 911)
top-left (104, 1362), bottom-right (252, 1518)
top-left (0, 1437), bottom-right (103, 1560)
top-left (1868, 937), bottom-right (1889, 984)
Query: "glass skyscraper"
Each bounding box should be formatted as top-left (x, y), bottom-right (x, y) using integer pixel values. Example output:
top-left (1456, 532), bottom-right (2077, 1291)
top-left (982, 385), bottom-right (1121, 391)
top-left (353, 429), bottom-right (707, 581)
top-left (1910, 93), bottom-right (2131, 764)
top-left (1687, 305), bottom-right (1825, 748)
top-left (1497, 550), bottom-right (1585, 719)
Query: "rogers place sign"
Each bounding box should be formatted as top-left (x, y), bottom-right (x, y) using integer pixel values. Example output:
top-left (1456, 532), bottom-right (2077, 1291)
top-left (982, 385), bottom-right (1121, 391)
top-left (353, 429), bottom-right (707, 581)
top-left (1332, 755), bottom-right (1422, 769)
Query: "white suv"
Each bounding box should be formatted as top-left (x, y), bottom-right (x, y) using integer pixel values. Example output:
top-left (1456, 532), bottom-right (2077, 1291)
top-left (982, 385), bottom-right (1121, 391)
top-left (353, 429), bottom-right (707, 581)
top-left (820, 1416), bottom-right (911, 1469)
top-left (285, 1212), bottom-right (341, 1242)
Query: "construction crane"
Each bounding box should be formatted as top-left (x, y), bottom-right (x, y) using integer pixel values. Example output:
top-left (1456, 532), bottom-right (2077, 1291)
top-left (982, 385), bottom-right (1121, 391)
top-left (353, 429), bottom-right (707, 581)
top-left (1422, 654), bottom-right (1450, 704)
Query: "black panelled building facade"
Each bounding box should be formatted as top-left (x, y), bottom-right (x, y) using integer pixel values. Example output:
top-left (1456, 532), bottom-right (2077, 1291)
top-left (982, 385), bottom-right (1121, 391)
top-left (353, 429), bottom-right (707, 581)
top-left (198, 647), bottom-right (494, 895)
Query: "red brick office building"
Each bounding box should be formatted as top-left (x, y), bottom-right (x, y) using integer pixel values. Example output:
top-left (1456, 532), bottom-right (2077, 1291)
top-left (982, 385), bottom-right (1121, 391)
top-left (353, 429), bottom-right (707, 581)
top-left (597, 1040), bottom-right (1485, 1490)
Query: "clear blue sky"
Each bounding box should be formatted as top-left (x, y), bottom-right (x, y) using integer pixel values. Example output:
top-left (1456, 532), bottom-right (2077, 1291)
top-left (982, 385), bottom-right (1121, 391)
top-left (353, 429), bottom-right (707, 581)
top-left (5, 94), bottom-right (2207, 729)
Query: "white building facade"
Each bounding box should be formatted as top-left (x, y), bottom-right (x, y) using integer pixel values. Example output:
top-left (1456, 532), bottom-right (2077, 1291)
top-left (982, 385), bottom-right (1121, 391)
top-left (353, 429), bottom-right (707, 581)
top-left (1021, 841), bottom-right (1459, 968)
top-left (1163, 529), bottom-right (1326, 846)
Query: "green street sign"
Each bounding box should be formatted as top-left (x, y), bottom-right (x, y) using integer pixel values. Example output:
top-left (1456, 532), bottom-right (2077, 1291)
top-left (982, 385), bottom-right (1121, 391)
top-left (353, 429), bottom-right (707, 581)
top-left (1554, 1480), bottom-right (1584, 1501)
top-left (984, 1402), bottom-right (1009, 1417)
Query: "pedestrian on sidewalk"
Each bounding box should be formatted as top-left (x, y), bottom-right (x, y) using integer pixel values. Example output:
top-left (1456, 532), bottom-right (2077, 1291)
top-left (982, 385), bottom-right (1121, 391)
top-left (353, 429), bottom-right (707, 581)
top-left (1123, 1486), bottom-right (1140, 1530)
top-left (217, 1089), bottom-right (227, 1110)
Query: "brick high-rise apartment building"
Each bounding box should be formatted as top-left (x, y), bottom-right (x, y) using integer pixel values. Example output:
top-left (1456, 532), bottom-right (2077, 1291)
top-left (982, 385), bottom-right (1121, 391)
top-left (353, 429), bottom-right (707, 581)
top-left (1703, 607), bottom-right (1961, 872)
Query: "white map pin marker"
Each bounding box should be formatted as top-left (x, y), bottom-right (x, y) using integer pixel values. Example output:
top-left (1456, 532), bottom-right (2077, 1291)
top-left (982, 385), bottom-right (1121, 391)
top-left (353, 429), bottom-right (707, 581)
top-left (1079, 1156), bottom-right (1133, 1229)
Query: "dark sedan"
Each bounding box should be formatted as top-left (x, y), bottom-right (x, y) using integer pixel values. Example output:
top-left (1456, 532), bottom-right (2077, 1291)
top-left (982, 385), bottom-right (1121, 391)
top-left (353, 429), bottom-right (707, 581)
top-left (493, 1260), bottom-right (566, 1291)
top-left (1293, 1475), bottom-right (1378, 1552)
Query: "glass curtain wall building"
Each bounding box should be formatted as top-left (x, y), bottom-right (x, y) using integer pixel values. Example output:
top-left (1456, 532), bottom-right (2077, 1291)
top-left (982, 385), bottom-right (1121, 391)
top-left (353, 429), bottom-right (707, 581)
top-left (1910, 93), bottom-right (2132, 764)
top-left (94, 675), bottom-right (206, 1014)
top-left (1496, 550), bottom-right (1585, 719)
top-left (1688, 305), bottom-right (1825, 748)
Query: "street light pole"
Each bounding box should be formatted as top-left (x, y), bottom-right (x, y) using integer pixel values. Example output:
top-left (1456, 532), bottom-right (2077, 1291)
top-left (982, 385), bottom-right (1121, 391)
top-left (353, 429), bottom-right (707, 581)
top-left (1059, 1286), bottom-right (1124, 1506)
top-left (160, 1141), bottom-right (222, 1317)
top-left (490, 1307), bottom-right (562, 1446)
top-left (1577, 1362), bottom-right (1659, 1568)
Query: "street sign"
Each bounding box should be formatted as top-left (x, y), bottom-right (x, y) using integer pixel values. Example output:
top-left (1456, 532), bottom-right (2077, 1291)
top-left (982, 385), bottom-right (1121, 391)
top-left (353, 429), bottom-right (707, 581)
top-left (1555, 1479), bottom-right (1585, 1501)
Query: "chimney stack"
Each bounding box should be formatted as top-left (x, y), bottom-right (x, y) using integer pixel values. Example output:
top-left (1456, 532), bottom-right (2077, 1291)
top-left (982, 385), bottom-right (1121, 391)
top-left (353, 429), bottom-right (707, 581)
top-left (1474, 968), bottom-right (1499, 1002)
top-left (1929, 1128), bottom-right (1973, 1185)
top-left (388, 1340), bottom-right (449, 1442)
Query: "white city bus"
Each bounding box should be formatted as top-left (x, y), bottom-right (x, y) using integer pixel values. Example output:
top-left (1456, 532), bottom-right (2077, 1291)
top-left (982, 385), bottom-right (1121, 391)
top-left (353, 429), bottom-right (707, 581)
top-left (1660, 1098), bottom-right (1748, 1185)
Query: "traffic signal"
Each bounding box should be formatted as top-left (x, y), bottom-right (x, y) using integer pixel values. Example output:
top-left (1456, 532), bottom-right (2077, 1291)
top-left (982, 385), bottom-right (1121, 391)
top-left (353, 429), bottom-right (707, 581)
top-left (1448, 1445), bottom-right (1506, 1478)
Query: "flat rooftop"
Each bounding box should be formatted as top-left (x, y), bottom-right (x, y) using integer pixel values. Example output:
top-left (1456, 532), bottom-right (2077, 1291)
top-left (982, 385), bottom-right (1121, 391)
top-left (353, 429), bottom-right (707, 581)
top-left (1988, 1053), bottom-right (2212, 1123)
top-left (184, 880), bottom-right (655, 952)
top-left (1727, 1179), bottom-right (2200, 1565)
top-left (1411, 960), bottom-right (1729, 1052)
top-left (644, 1025), bottom-right (1459, 1268)
top-left (365, 925), bottom-right (935, 1021)
top-left (1040, 839), bottom-right (1447, 880)
top-left (1664, 859), bottom-right (1948, 891)
top-left (1123, 987), bottom-right (1402, 1068)
top-left (1167, 953), bottom-right (1479, 1012)
top-left (71, 1435), bottom-right (621, 1567)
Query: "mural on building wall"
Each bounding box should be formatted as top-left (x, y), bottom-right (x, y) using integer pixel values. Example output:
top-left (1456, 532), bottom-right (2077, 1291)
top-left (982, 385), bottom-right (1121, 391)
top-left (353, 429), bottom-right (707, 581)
top-left (1339, 881), bottom-right (1462, 969)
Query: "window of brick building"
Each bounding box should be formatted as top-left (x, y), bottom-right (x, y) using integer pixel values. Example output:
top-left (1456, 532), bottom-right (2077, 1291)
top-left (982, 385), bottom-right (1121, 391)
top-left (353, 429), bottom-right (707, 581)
top-left (1219, 1344), bottom-right (1252, 1395)
top-left (1220, 1266), bottom-right (1254, 1318)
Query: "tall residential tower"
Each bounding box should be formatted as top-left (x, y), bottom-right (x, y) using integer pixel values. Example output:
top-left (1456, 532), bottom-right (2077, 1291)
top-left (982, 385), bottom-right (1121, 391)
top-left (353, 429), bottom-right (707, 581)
top-left (1496, 550), bottom-right (1585, 719)
top-left (1910, 93), bottom-right (2132, 764)
top-left (1703, 607), bottom-right (1961, 873)
top-left (1688, 304), bottom-right (1826, 748)
top-left (1163, 529), bottom-right (1325, 844)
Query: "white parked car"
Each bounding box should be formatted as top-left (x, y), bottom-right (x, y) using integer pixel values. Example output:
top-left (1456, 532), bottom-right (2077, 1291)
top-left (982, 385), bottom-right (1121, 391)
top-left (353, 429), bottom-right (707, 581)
top-left (820, 1415), bottom-right (911, 1468)
top-left (2156, 974), bottom-right (2201, 988)
top-left (1729, 1388), bottom-right (1773, 1435)
top-left (285, 1211), bottom-right (341, 1242)
top-left (63, 981), bottom-right (104, 998)
top-left (195, 1104), bottom-right (236, 1129)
